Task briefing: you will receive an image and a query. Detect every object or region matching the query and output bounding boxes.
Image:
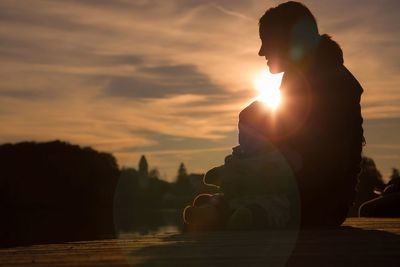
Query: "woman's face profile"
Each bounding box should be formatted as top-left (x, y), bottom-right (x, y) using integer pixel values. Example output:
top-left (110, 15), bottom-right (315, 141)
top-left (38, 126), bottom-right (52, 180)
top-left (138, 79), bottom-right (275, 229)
top-left (258, 29), bottom-right (287, 74)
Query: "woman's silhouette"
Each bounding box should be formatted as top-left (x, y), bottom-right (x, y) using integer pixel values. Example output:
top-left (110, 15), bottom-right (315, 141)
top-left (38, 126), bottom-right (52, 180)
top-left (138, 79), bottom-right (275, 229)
top-left (258, 1), bottom-right (364, 226)
top-left (184, 1), bottom-right (365, 230)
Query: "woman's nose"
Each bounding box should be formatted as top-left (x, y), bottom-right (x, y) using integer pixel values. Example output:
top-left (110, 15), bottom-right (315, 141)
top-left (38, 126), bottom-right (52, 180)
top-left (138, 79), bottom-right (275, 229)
top-left (258, 47), bottom-right (264, 56)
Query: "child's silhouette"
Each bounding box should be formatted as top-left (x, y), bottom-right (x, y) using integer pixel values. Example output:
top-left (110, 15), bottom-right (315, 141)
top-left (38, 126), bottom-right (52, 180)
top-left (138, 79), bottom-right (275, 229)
top-left (184, 101), bottom-right (293, 230)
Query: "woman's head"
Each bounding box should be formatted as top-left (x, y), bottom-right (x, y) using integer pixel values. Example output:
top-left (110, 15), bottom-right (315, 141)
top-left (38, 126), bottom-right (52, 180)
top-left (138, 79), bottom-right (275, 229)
top-left (258, 1), bottom-right (320, 73)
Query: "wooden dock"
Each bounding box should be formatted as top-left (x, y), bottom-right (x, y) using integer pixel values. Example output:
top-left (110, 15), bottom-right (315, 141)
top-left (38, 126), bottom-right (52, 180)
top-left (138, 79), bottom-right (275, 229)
top-left (1, 218), bottom-right (400, 267)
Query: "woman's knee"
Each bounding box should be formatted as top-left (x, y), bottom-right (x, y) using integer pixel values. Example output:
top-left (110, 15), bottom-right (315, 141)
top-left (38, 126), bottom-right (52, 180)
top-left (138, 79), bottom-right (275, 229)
top-left (359, 198), bottom-right (377, 217)
top-left (359, 193), bottom-right (400, 217)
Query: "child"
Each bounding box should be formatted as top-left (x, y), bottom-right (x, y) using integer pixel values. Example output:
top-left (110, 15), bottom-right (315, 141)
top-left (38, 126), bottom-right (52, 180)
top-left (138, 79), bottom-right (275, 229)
top-left (183, 101), bottom-right (294, 231)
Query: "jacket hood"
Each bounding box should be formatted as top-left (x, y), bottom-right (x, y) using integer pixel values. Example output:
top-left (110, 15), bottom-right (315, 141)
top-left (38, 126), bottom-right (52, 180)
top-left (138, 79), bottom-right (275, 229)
top-left (313, 34), bottom-right (344, 67)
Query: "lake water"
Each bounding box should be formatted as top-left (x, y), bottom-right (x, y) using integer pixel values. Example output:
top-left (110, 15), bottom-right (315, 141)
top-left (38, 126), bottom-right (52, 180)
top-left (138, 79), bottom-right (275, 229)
top-left (114, 209), bottom-right (183, 236)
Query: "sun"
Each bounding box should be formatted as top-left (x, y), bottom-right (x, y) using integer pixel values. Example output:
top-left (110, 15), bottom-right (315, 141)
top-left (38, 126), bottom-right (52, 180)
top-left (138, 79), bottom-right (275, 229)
top-left (253, 69), bottom-right (284, 110)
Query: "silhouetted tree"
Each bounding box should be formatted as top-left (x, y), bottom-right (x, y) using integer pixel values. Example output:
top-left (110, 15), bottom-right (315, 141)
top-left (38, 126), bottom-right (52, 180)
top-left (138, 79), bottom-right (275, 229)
top-left (138, 155), bottom-right (149, 177)
top-left (383, 168), bottom-right (400, 195)
top-left (0, 140), bottom-right (120, 247)
top-left (149, 168), bottom-right (160, 179)
top-left (138, 155), bottom-right (150, 189)
top-left (388, 168), bottom-right (400, 184)
top-left (174, 163), bottom-right (192, 195)
top-left (146, 168), bottom-right (170, 208)
top-left (114, 167), bottom-right (140, 210)
top-left (178, 162), bottom-right (188, 178)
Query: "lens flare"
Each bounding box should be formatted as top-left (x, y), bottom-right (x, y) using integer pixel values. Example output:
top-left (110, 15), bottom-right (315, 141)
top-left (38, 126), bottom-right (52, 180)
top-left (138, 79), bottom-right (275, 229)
top-left (253, 69), bottom-right (283, 110)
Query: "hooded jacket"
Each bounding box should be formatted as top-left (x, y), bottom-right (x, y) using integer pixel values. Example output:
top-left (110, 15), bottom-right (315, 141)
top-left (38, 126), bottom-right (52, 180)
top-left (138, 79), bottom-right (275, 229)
top-left (279, 34), bottom-right (364, 226)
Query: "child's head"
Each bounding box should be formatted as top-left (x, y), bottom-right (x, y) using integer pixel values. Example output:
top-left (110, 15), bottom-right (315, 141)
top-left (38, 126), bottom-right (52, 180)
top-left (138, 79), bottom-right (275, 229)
top-left (238, 101), bottom-right (272, 153)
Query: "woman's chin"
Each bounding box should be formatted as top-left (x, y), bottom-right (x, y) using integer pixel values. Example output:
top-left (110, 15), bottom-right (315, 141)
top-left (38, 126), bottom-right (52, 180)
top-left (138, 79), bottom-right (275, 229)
top-left (268, 66), bottom-right (283, 74)
top-left (267, 62), bottom-right (284, 74)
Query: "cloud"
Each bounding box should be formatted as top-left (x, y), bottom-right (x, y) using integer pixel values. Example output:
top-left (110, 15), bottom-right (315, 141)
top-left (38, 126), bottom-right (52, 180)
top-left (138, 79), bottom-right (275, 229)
top-left (118, 129), bottom-right (236, 151)
top-left (209, 3), bottom-right (253, 21)
top-left (0, 2), bottom-right (113, 34)
top-left (0, 0), bottom-right (399, 179)
top-left (0, 90), bottom-right (47, 100)
top-left (104, 64), bottom-right (227, 98)
top-left (0, 33), bottom-right (144, 68)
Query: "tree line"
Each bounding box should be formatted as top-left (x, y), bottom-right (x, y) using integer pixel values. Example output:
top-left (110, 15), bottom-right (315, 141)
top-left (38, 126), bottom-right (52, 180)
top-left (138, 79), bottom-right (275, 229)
top-left (0, 140), bottom-right (397, 246)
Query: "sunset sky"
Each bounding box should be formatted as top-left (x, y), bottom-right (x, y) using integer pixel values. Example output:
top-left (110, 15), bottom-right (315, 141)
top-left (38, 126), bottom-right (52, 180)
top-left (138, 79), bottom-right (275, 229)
top-left (0, 0), bottom-right (399, 182)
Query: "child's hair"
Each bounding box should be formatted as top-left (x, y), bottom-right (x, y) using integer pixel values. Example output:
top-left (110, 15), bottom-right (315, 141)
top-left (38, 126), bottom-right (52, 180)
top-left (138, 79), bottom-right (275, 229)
top-left (238, 101), bottom-right (270, 153)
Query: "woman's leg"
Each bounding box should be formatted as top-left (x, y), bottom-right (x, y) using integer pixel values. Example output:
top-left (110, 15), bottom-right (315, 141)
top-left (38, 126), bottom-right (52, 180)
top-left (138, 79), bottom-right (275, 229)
top-left (359, 193), bottom-right (400, 217)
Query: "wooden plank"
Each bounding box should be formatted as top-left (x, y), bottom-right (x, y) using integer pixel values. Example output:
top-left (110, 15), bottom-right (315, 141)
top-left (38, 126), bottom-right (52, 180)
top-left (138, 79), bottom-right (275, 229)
top-left (1, 218), bottom-right (400, 267)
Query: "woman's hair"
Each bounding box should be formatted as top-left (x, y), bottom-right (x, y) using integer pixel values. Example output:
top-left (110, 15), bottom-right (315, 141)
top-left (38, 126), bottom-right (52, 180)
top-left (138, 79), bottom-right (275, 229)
top-left (259, 1), bottom-right (320, 60)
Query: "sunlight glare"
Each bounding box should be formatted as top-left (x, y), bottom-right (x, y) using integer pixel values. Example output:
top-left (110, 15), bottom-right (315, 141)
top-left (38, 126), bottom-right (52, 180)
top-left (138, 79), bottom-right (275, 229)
top-left (253, 69), bottom-right (284, 110)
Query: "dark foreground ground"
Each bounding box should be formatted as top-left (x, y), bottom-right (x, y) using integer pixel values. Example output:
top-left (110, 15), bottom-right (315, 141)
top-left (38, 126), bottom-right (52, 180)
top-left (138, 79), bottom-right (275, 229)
top-left (1, 218), bottom-right (400, 267)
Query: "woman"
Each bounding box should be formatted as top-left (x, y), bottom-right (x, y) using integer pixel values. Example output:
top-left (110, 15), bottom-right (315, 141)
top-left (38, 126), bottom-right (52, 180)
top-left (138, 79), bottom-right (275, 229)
top-left (258, 1), bottom-right (364, 227)
top-left (184, 1), bottom-right (364, 230)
